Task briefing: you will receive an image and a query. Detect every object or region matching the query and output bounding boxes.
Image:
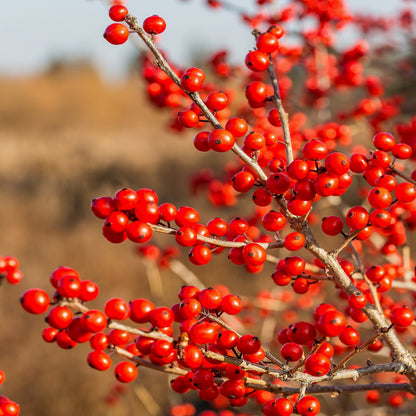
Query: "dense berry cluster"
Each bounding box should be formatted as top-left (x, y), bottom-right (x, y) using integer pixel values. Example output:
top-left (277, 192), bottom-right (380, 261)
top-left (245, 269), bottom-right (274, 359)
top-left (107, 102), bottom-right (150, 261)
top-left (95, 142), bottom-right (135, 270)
top-left (10, 0), bottom-right (416, 415)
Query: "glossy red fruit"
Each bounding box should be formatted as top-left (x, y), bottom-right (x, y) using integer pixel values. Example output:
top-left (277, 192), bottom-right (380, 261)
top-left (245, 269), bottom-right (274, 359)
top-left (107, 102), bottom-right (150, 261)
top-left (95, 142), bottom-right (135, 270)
top-left (284, 232), bottom-right (305, 251)
top-left (206, 91), bottom-right (229, 111)
top-left (325, 152), bottom-right (350, 175)
top-left (268, 25), bottom-right (284, 39)
top-left (256, 32), bottom-right (279, 54)
top-left (129, 298), bottom-right (155, 323)
top-left (80, 310), bottom-right (108, 333)
top-left (245, 81), bottom-right (268, 103)
top-left (221, 295), bottom-right (242, 315)
top-left (390, 306), bottom-right (414, 327)
top-left (244, 131), bottom-right (265, 151)
top-left (91, 196), bottom-right (116, 219)
top-left (181, 70), bottom-right (204, 92)
top-left (225, 117), bottom-right (248, 137)
top-left (199, 287), bottom-right (222, 309)
top-left (242, 243), bottom-right (267, 266)
top-left (263, 398), bottom-right (293, 416)
top-left (372, 132), bottom-right (395, 151)
top-left (321, 216), bottom-right (344, 236)
top-left (245, 50), bottom-right (270, 72)
top-left (208, 129), bottom-right (235, 152)
top-left (302, 139), bottom-right (328, 161)
top-left (395, 182), bottom-right (416, 202)
top-left (266, 173), bottom-right (291, 195)
top-left (287, 160), bottom-right (309, 180)
top-left (189, 321), bottom-right (218, 345)
top-left (318, 310), bottom-right (346, 337)
top-left (87, 350), bottom-right (112, 371)
top-left (181, 344), bottom-right (203, 369)
top-left (305, 353), bottom-right (331, 376)
top-left (345, 206), bottom-right (369, 229)
top-left (109, 5), bottom-right (128, 21)
top-left (150, 307), bottom-right (174, 328)
top-left (296, 395), bottom-right (320, 416)
top-left (104, 23), bottom-right (129, 45)
top-left (262, 210), bottom-right (287, 231)
top-left (280, 342), bottom-right (303, 361)
top-left (114, 361), bottom-right (138, 383)
top-left (20, 288), bottom-right (50, 314)
top-left (339, 326), bottom-right (360, 345)
top-left (367, 187), bottom-right (392, 209)
top-left (237, 334), bottom-right (261, 354)
top-left (392, 143), bottom-right (412, 159)
top-left (143, 15), bottom-right (166, 34)
top-left (288, 321), bottom-right (316, 345)
top-left (105, 298), bottom-right (130, 320)
top-left (232, 171), bottom-right (255, 193)
top-left (46, 306), bottom-right (73, 329)
top-left (313, 173), bottom-right (339, 197)
top-left (189, 245), bottom-right (212, 265)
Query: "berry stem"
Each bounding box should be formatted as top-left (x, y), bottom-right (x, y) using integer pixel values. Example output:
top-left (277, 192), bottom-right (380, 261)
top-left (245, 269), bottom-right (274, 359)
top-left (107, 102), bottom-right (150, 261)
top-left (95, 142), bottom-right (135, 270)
top-left (266, 56), bottom-right (294, 165)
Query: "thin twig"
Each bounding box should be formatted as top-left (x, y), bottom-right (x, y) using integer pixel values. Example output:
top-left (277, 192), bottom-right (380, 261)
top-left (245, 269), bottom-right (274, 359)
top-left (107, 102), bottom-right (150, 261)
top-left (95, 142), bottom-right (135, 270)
top-left (266, 58), bottom-right (294, 164)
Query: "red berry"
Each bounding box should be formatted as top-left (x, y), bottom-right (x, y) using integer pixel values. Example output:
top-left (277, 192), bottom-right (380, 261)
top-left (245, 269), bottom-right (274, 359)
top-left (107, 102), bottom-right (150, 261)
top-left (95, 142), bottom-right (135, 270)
top-left (373, 132), bottom-right (395, 151)
top-left (302, 139), bottom-right (328, 161)
top-left (305, 353), bottom-right (331, 376)
top-left (87, 350), bottom-right (112, 371)
top-left (318, 310), bottom-right (346, 337)
top-left (143, 15), bottom-right (166, 35)
top-left (104, 23), bottom-right (129, 45)
top-left (80, 310), bottom-right (108, 333)
top-left (199, 288), bottom-right (222, 309)
top-left (181, 70), bottom-right (204, 92)
top-left (242, 243), bottom-right (267, 266)
top-left (267, 25), bottom-right (284, 39)
top-left (208, 129), bottom-right (235, 152)
top-left (150, 307), bottom-right (174, 328)
top-left (105, 298), bottom-right (130, 320)
top-left (20, 288), bottom-right (50, 314)
top-left (46, 306), bottom-right (73, 329)
top-left (225, 117), bottom-right (248, 137)
top-left (114, 361), bottom-right (138, 383)
top-left (339, 326), bottom-right (360, 345)
top-left (296, 395), bottom-right (320, 416)
top-left (109, 5), bottom-right (128, 22)
top-left (189, 245), bottom-right (212, 265)
top-left (245, 50), bottom-right (270, 72)
top-left (256, 32), bottom-right (279, 54)
top-left (221, 295), bottom-right (242, 315)
top-left (283, 232), bottom-right (305, 251)
top-left (346, 206), bottom-right (369, 229)
top-left (280, 342), bottom-right (303, 361)
top-left (390, 306), bottom-right (414, 327)
top-left (325, 152), bottom-right (350, 175)
top-left (206, 91), bottom-right (229, 111)
top-left (237, 334), bottom-right (261, 354)
top-left (266, 173), bottom-right (291, 195)
top-left (321, 216), bottom-right (344, 236)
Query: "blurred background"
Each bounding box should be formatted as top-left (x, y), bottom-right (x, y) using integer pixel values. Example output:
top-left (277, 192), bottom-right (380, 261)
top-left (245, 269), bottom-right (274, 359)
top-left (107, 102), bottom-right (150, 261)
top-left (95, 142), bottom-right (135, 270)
top-left (0, 1), bottom-right (415, 416)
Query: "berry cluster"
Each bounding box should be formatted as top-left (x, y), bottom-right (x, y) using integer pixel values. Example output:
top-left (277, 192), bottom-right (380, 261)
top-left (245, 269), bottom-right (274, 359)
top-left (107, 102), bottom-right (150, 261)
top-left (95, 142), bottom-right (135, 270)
top-left (10, 0), bottom-right (416, 415)
top-left (0, 256), bottom-right (23, 285)
top-left (0, 369), bottom-right (20, 416)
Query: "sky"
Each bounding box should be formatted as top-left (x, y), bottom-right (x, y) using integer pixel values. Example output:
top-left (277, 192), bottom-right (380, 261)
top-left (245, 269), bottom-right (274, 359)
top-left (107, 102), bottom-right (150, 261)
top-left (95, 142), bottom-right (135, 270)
top-left (0, 0), bottom-right (410, 81)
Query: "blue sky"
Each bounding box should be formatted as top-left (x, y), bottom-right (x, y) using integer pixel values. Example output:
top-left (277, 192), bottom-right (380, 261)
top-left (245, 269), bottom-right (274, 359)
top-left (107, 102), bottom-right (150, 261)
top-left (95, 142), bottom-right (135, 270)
top-left (0, 0), bottom-right (407, 80)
